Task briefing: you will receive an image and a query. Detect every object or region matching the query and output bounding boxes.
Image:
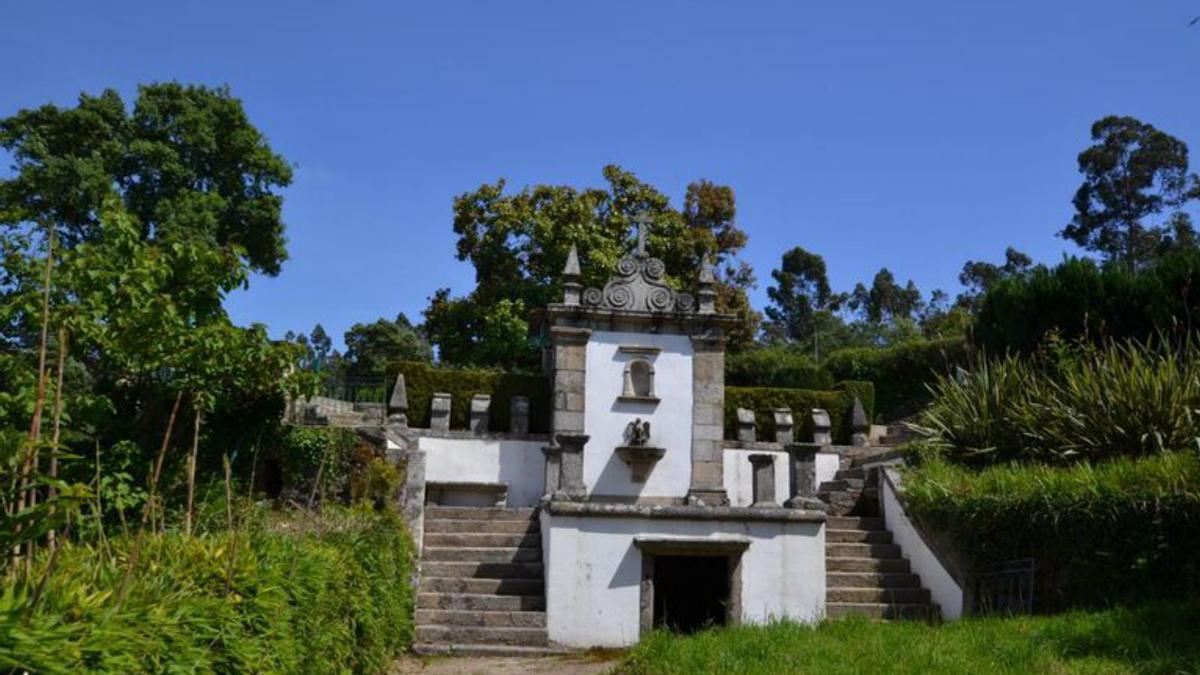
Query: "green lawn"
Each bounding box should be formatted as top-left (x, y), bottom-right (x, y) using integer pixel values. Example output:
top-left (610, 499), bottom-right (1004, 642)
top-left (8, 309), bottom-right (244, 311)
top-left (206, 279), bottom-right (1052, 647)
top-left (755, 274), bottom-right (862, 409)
top-left (617, 601), bottom-right (1200, 675)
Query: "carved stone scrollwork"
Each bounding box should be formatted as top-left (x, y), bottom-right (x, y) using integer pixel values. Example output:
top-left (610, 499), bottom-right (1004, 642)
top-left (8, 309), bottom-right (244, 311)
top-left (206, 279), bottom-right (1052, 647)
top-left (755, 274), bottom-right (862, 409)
top-left (581, 254), bottom-right (692, 314)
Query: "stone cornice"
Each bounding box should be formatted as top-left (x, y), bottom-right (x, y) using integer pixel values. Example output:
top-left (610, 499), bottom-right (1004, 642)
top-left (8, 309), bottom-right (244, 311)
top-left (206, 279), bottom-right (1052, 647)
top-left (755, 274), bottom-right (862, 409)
top-left (543, 499), bottom-right (826, 523)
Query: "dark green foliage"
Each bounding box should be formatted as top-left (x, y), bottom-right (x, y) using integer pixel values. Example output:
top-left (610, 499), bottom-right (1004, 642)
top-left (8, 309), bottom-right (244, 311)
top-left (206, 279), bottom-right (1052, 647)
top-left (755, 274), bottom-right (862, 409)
top-left (1, 507), bottom-right (414, 674)
top-left (343, 313), bottom-right (433, 376)
top-left (621, 600), bottom-right (1200, 674)
top-left (763, 246), bottom-right (837, 343)
top-left (725, 383), bottom-right (873, 444)
top-left (904, 450), bottom-right (1200, 611)
top-left (273, 426), bottom-right (360, 496)
top-left (824, 338), bottom-right (972, 420)
top-left (391, 361), bottom-right (551, 432)
top-left (974, 250), bottom-right (1200, 354)
top-left (725, 348), bottom-right (833, 389)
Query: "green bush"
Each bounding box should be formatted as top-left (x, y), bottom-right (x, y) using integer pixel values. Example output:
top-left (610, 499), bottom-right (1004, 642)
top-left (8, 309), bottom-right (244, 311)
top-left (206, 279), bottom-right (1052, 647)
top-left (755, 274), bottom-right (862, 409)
top-left (903, 450), bottom-right (1200, 610)
top-left (916, 340), bottom-right (1200, 465)
top-left (975, 249), bottom-right (1200, 355)
top-left (389, 361), bottom-right (550, 432)
top-left (823, 338), bottom-right (972, 420)
top-left (725, 347), bottom-right (833, 389)
top-left (1, 507), bottom-right (414, 674)
top-left (275, 426), bottom-right (360, 495)
top-left (725, 383), bottom-right (873, 444)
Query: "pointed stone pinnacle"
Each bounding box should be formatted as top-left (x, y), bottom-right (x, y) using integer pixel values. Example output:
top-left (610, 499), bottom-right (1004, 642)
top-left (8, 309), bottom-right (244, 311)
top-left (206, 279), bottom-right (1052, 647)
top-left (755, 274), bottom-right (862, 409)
top-left (563, 245), bottom-right (581, 277)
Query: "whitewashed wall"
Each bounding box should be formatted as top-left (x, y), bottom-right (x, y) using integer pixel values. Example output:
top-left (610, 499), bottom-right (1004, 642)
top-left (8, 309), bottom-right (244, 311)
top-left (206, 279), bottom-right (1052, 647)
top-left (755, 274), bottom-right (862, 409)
top-left (723, 450), bottom-right (843, 506)
top-left (542, 514), bottom-right (825, 647)
top-left (584, 331), bottom-right (693, 498)
top-left (880, 468), bottom-right (964, 620)
top-left (417, 436), bottom-right (545, 507)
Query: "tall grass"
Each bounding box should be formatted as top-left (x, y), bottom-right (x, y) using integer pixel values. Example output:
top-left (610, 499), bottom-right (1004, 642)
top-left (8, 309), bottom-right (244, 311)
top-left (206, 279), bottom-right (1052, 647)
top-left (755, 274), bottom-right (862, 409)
top-left (619, 600), bottom-right (1200, 674)
top-left (915, 339), bottom-right (1200, 464)
top-left (0, 505), bottom-right (414, 674)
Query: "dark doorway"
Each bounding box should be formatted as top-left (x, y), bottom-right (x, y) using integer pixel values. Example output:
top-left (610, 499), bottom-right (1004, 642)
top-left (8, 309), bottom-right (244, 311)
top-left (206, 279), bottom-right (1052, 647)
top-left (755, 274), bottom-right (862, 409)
top-left (652, 555), bottom-right (730, 633)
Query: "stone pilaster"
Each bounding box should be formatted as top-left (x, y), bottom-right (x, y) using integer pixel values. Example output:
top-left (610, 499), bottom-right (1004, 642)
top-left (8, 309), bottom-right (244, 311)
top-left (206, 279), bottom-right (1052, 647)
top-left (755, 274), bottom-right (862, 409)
top-left (748, 454), bottom-right (775, 506)
top-left (550, 325), bottom-right (590, 436)
top-left (541, 444), bottom-right (562, 496)
top-left (554, 433), bottom-right (589, 500)
top-left (688, 332), bottom-right (728, 505)
top-left (470, 394), bottom-right (490, 434)
top-left (430, 392), bottom-right (451, 432)
top-left (784, 442), bottom-right (825, 510)
top-left (773, 408), bottom-right (794, 444)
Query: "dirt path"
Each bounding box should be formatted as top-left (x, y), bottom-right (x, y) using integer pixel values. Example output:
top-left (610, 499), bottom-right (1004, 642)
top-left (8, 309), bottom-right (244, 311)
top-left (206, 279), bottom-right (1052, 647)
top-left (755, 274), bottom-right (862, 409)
top-left (392, 653), bottom-right (622, 675)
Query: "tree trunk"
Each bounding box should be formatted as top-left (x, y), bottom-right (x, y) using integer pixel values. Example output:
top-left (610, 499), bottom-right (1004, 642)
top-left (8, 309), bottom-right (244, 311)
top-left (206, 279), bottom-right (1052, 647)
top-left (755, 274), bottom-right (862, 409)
top-left (184, 403), bottom-right (202, 537)
top-left (145, 391), bottom-right (183, 529)
top-left (47, 328), bottom-right (68, 548)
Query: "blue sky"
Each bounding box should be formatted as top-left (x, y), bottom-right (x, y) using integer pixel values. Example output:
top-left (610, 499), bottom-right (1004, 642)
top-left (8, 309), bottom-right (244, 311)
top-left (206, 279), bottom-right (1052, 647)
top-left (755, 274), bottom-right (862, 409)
top-left (4, 1), bottom-right (1199, 349)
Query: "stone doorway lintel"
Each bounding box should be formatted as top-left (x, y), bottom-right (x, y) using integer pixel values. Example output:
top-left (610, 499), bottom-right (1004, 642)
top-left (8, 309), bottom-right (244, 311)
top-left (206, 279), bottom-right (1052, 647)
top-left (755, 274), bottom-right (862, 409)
top-left (633, 536), bottom-right (750, 636)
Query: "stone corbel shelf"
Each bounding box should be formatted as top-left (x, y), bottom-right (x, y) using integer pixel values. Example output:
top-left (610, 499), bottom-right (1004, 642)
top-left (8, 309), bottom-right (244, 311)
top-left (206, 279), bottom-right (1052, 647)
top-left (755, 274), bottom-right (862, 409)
top-left (545, 500), bottom-right (827, 523)
top-left (617, 345), bottom-right (662, 355)
top-left (615, 445), bottom-right (666, 482)
top-left (616, 395), bottom-right (660, 405)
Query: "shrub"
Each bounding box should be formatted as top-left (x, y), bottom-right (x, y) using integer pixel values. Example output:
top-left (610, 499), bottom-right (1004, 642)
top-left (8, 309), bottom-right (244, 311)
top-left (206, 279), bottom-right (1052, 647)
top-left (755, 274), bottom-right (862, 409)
top-left (823, 338), bottom-right (972, 420)
top-left (389, 360), bottom-right (550, 432)
top-left (903, 450), bottom-right (1200, 610)
top-left (1, 507), bottom-right (414, 674)
top-left (916, 340), bottom-right (1200, 464)
top-left (975, 249), bottom-right (1200, 354)
top-left (725, 383), bottom-right (874, 444)
top-left (725, 347), bottom-right (833, 389)
top-left (274, 426), bottom-right (360, 497)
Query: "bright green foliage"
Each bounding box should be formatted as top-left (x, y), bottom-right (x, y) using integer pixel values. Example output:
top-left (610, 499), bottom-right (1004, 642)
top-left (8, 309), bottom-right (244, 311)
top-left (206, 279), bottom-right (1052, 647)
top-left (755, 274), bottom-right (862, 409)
top-left (974, 249), bottom-right (1200, 354)
top-left (904, 450), bottom-right (1200, 610)
top-left (0, 507), bottom-right (413, 674)
top-left (916, 340), bottom-right (1200, 464)
top-left (620, 601), bottom-right (1200, 674)
top-left (823, 338), bottom-right (972, 420)
top-left (424, 166), bottom-right (760, 369)
top-left (724, 383), bottom-right (874, 444)
top-left (725, 347), bottom-right (833, 389)
top-left (390, 361), bottom-right (551, 432)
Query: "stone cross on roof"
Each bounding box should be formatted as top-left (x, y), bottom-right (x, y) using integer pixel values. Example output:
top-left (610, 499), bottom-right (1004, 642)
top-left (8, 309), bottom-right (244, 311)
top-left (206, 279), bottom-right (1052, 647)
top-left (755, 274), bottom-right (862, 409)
top-left (631, 212), bottom-right (652, 257)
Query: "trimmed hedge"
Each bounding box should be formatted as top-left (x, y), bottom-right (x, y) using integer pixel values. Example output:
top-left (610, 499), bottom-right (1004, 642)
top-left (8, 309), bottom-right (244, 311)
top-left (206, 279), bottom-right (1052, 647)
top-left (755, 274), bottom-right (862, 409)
top-left (3, 507), bottom-right (414, 674)
top-left (904, 449), bottom-right (1200, 611)
top-left (725, 382), bottom-right (874, 444)
top-left (824, 338), bottom-right (972, 420)
top-left (389, 360), bottom-right (551, 432)
top-left (725, 347), bottom-right (833, 389)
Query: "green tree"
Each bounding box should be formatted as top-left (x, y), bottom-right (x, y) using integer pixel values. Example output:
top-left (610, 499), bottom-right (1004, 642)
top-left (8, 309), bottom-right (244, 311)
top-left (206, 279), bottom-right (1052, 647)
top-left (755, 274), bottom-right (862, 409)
top-left (957, 247), bottom-right (1035, 309)
top-left (1061, 116), bottom-right (1200, 267)
top-left (849, 268), bottom-right (922, 324)
top-left (343, 313), bottom-right (433, 376)
top-left (763, 246), bottom-right (839, 343)
top-left (426, 166), bottom-right (758, 369)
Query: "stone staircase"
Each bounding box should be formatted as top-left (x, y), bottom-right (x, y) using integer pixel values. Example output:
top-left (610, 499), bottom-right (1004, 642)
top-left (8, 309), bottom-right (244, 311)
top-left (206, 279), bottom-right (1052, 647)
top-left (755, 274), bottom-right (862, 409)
top-left (825, 515), bottom-right (937, 620)
top-left (414, 506), bottom-right (556, 656)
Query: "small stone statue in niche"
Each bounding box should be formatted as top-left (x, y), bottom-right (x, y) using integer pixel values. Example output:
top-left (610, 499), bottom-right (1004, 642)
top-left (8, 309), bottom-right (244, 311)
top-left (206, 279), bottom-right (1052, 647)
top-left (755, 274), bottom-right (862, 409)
top-left (627, 417), bottom-right (651, 446)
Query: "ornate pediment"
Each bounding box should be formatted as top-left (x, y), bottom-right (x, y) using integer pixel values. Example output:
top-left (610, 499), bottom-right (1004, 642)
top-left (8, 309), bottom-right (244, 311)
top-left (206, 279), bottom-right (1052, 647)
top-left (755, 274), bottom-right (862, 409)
top-left (581, 254), bottom-right (695, 313)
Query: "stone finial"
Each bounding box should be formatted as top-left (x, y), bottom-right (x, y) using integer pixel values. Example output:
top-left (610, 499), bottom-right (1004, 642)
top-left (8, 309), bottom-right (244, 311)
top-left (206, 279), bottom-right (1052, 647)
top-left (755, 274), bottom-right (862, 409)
top-left (736, 408), bottom-right (757, 443)
top-left (748, 454), bottom-right (776, 506)
top-left (811, 408), bottom-right (832, 445)
top-left (510, 395), bottom-right (530, 434)
top-left (698, 256), bottom-right (716, 314)
top-left (470, 394), bottom-right (491, 434)
top-left (387, 373), bottom-right (408, 425)
top-left (851, 397), bottom-right (870, 447)
top-left (562, 245), bottom-right (582, 305)
top-left (773, 408), bottom-right (795, 444)
top-left (430, 392), bottom-right (451, 432)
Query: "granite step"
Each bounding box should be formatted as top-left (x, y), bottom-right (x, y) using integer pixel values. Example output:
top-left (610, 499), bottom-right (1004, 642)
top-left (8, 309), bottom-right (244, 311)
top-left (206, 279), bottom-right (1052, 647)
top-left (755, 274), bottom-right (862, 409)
top-left (423, 547), bottom-right (543, 563)
top-left (819, 478), bottom-right (866, 492)
top-left (827, 602), bottom-right (937, 620)
top-left (418, 592), bottom-right (545, 611)
top-left (421, 561), bottom-right (544, 579)
top-left (826, 542), bottom-right (902, 559)
top-left (826, 529), bottom-right (893, 544)
top-left (424, 532), bottom-right (541, 548)
top-left (419, 577), bottom-right (545, 596)
top-left (424, 519), bottom-right (539, 534)
top-left (412, 643), bottom-right (566, 657)
top-left (415, 609), bottom-right (547, 628)
top-left (834, 468), bottom-right (866, 481)
top-left (416, 625), bottom-right (548, 647)
top-left (425, 507), bottom-right (536, 521)
top-left (827, 587), bottom-right (931, 604)
top-left (826, 572), bottom-right (922, 589)
top-left (827, 516), bottom-right (884, 530)
top-left (826, 556), bottom-right (911, 573)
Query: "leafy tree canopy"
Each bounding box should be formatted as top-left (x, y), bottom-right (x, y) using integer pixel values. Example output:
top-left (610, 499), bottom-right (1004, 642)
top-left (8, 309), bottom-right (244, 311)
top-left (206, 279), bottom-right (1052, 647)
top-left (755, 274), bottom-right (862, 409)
top-left (957, 247), bottom-right (1035, 309)
top-left (425, 166), bottom-right (759, 369)
top-left (343, 313), bottom-right (432, 376)
top-left (848, 268), bottom-right (923, 324)
top-left (763, 246), bottom-right (839, 343)
top-left (1061, 115), bottom-right (1200, 267)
